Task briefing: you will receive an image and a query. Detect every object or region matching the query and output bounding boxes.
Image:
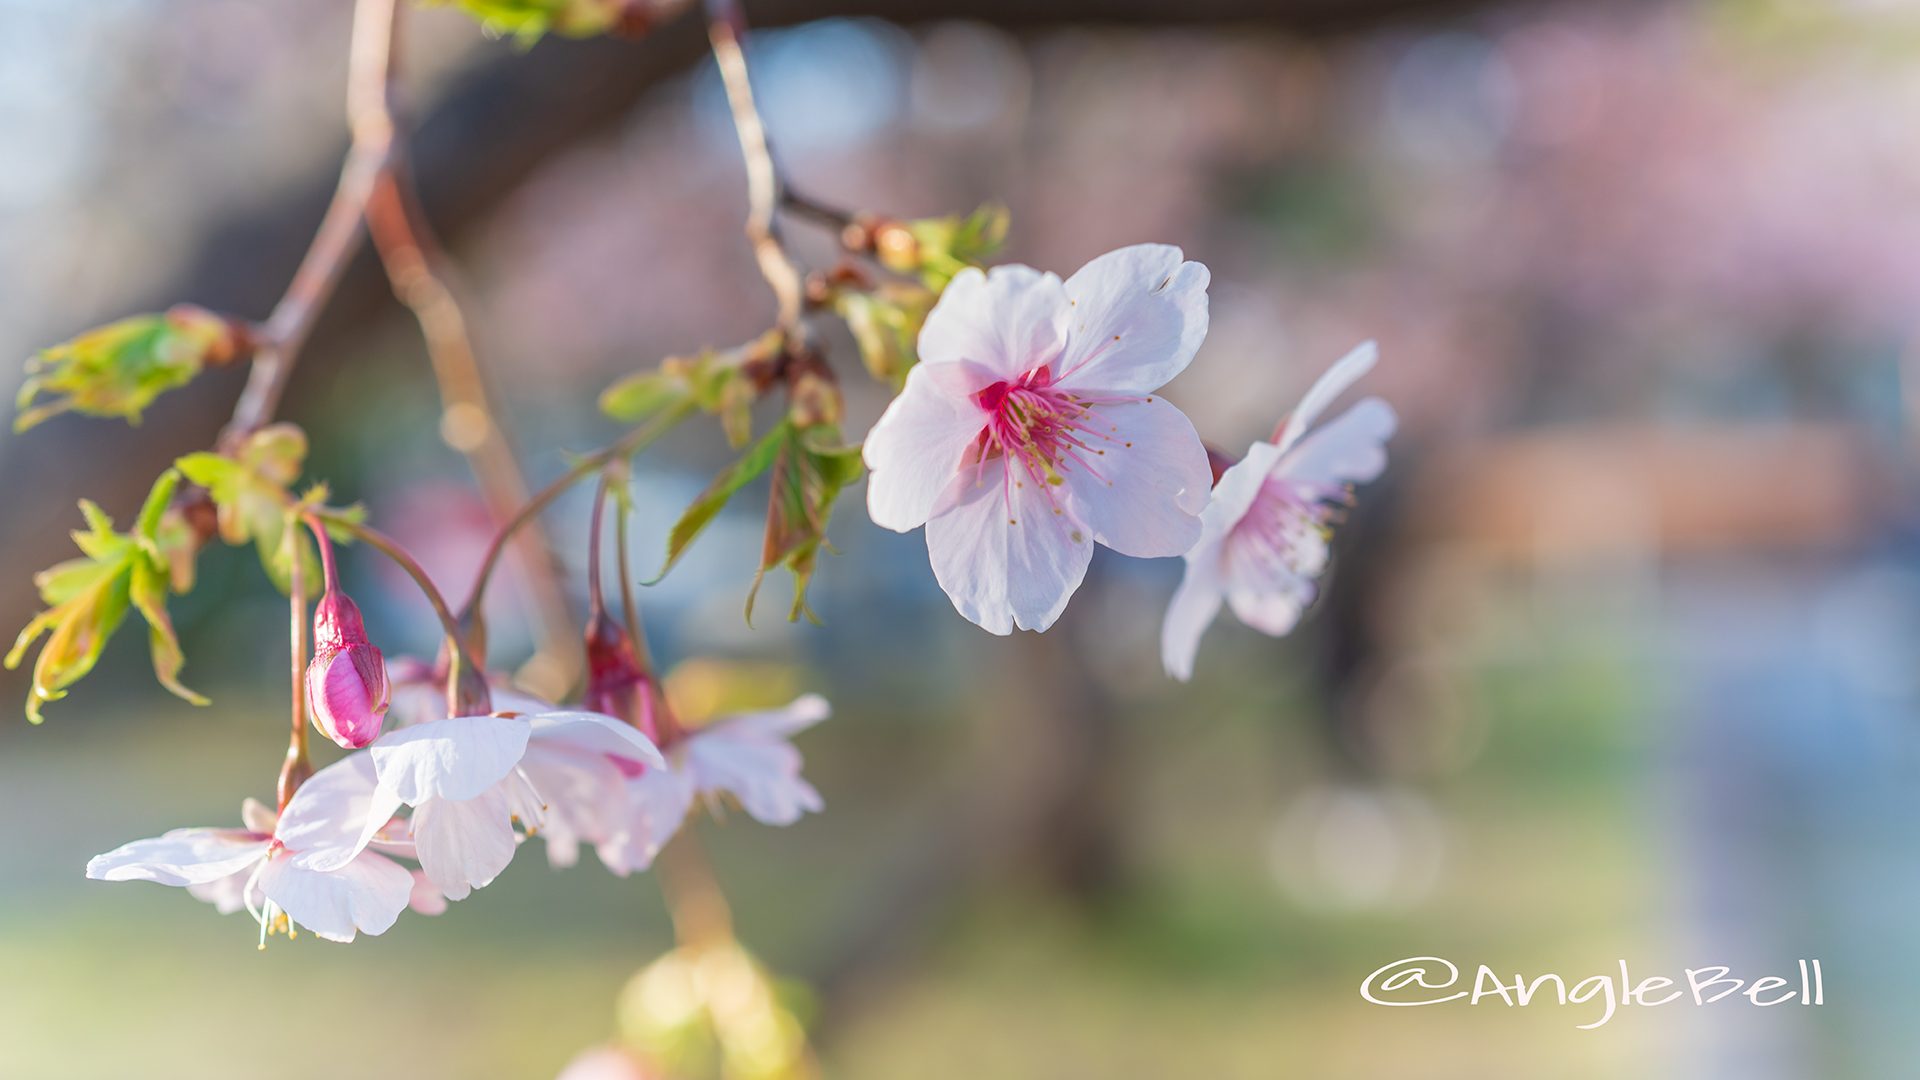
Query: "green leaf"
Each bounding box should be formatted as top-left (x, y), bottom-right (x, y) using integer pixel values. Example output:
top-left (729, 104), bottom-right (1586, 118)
top-left (834, 285), bottom-right (935, 388)
top-left (877, 204), bottom-right (1011, 291)
top-left (6, 470), bottom-right (207, 722)
top-left (749, 425), bottom-right (864, 623)
top-left (430, 0), bottom-right (637, 41)
top-left (177, 424), bottom-right (319, 596)
top-left (16, 306), bottom-right (241, 432)
top-left (600, 370), bottom-right (694, 425)
top-left (654, 422), bottom-right (790, 581)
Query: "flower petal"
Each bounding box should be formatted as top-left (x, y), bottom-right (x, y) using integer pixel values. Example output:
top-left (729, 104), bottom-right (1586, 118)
top-left (1056, 245), bottom-right (1209, 394)
top-left (277, 752), bottom-right (388, 863)
top-left (1276, 398), bottom-right (1397, 492)
top-left (527, 710), bottom-right (665, 771)
top-left (597, 767), bottom-right (696, 876)
top-left (705, 693), bottom-right (831, 741)
top-left (186, 867), bottom-right (254, 914)
top-left (1204, 441), bottom-right (1288, 546)
top-left (408, 869), bottom-right (448, 916)
top-left (256, 848), bottom-right (414, 943)
top-left (861, 361), bottom-right (991, 532)
top-left (370, 713), bottom-right (531, 806)
top-left (1161, 540), bottom-right (1227, 681)
top-left (520, 742), bottom-right (628, 869)
top-left (1273, 340), bottom-right (1377, 455)
top-left (86, 828), bottom-right (266, 887)
top-left (684, 729), bottom-right (822, 827)
top-left (410, 788), bottom-right (517, 902)
top-left (924, 462), bottom-right (1094, 634)
top-left (917, 264), bottom-right (1069, 377)
top-left (1061, 396), bottom-right (1209, 558)
top-left (1221, 529), bottom-right (1319, 636)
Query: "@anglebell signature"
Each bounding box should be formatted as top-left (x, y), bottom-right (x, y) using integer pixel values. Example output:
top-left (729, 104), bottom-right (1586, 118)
top-left (1360, 956), bottom-right (1825, 1030)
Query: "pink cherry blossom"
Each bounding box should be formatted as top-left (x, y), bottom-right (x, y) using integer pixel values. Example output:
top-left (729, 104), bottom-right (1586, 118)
top-left (863, 244), bottom-right (1214, 633)
top-left (1162, 342), bottom-right (1397, 681)
top-left (597, 694), bottom-right (829, 875)
top-left (308, 681), bottom-right (665, 900)
top-left (85, 754), bottom-right (415, 945)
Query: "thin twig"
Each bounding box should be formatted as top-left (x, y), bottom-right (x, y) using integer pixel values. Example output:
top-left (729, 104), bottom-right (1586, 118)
top-left (360, 8), bottom-right (579, 697)
top-left (225, 0), bottom-right (398, 443)
top-left (706, 0), bottom-right (806, 335)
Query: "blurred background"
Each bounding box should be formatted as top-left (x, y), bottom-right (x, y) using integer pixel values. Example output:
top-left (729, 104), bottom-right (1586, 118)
top-left (3, 0), bottom-right (1919, 1076)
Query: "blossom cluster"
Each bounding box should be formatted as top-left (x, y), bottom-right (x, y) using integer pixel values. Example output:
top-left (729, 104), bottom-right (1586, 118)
top-left (89, 657), bottom-right (828, 944)
top-left (862, 243), bottom-right (1397, 677)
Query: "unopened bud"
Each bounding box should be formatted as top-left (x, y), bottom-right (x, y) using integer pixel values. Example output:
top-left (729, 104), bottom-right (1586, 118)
top-left (306, 591), bottom-right (390, 748)
top-left (584, 611), bottom-right (659, 744)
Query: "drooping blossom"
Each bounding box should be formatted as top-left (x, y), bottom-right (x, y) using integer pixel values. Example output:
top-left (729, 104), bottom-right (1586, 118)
top-left (380, 658), bottom-right (662, 875)
top-left (306, 588), bottom-right (390, 749)
top-left (335, 707), bottom-right (662, 901)
top-left (85, 753), bottom-right (415, 945)
top-left (597, 694), bottom-right (829, 875)
top-left (863, 244), bottom-right (1214, 633)
top-left (1161, 342), bottom-right (1397, 680)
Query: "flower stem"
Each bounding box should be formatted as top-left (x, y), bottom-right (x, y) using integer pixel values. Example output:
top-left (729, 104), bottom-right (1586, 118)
top-left (456, 402), bottom-right (692, 623)
top-left (277, 518), bottom-right (313, 811)
top-left (312, 511), bottom-right (487, 713)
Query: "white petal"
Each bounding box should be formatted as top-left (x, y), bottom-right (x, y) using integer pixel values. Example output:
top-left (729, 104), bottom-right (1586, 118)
top-left (1221, 529), bottom-right (1319, 636)
top-left (924, 461), bottom-right (1094, 634)
top-left (410, 788), bottom-right (517, 902)
top-left (408, 869), bottom-right (448, 916)
top-left (1055, 245), bottom-right (1209, 394)
top-left (706, 694), bottom-right (831, 741)
top-left (370, 713), bottom-right (531, 805)
top-left (527, 710), bottom-right (665, 771)
top-left (1274, 341), bottom-right (1378, 455)
top-left (86, 828), bottom-right (267, 887)
top-left (1275, 398), bottom-right (1397, 492)
top-left (685, 729), bottom-right (822, 827)
top-left (861, 360), bottom-right (992, 532)
top-left (186, 867), bottom-right (255, 914)
top-left (1161, 541), bottom-right (1227, 681)
top-left (520, 742), bottom-right (628, 869)
top-left (277, 752), bottom-right (389, 865)
top-left (597, 767), bottom-right (696, 876)
top-left (1204, 441), bottom-right (1288, 545)
top-left (1061, 396), bottom-right (1209, 558)
top-left (256, 849), bottom-right (414, 943)
top-left (917, 263), bottom-right (1069, 377)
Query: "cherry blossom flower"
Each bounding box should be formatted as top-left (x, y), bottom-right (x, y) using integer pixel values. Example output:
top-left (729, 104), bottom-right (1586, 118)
top-left (863, 244), bottom-right (1214, 633)
top-left (305, 681), bottom-right (665, 900)
top-left (1161, 342), bottom-right (1397, 680)
top-left (85, 753), bottom-right (414, 945)
top-left (597, 694), bottom-right (829, 875)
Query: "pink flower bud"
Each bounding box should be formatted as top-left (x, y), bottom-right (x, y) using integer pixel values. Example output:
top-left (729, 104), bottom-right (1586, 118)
top-left (584, 611), bottom-right (664, 748)
top-left (306, 591), bottom-right (390, 749)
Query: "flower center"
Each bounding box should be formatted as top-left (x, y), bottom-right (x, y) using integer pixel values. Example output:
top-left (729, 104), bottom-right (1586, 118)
top-left (1232, 476), bottom-right (1351, 576)
top-left (972, 366), bottom-right (1117, 491)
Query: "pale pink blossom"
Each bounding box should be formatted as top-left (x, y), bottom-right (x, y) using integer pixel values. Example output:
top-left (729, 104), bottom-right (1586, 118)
top-left (85, 754), bottom-right (414, 944)
top-left (1163, 342), bottom-right (1396, 680)
top-left (598, 694), bottom-right (829, 875)
top-left (863, 244), bottom-right (1214, 633)
top-left (312, 707), bottom-right (662, 902)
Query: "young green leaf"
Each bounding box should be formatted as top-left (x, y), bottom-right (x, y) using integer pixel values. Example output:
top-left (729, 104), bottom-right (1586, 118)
top-left (16, 305), bottom-right (244, 432)
top-left (5, 470), bottom-right (207, 722)
top-left (177, 423), bottom-right (319, 596)
top-left (750, 426), bottom-right (864, 623)
top-left (834, 284), bottom-right (935, 388)
top-left (654, 422), bottom-right (790, 581)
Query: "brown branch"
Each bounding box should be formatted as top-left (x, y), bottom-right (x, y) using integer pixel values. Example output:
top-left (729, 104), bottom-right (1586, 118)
top-left (224, 0), bottom-right (398, 445)
top-left (360, 8), bottom-right (581, 698)
top-left (706, 0), bottom-right (807, 336)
